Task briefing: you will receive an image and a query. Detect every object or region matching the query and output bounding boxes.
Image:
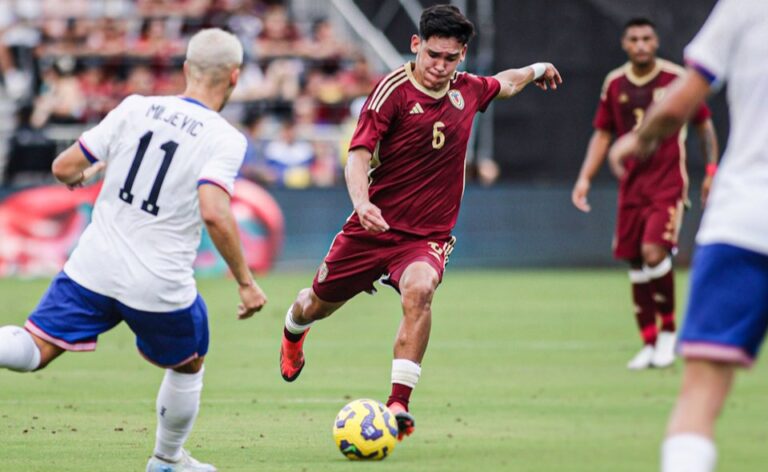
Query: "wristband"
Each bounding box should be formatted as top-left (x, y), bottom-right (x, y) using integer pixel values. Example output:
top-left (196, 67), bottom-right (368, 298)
top-left (705, 163), bottom-right (717, 177)
top-left (531, 63), bottom-right (546, 80)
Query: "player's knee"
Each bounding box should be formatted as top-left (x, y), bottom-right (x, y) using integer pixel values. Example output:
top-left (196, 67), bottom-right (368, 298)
top-left (401, 278), bottom-right (437, 311)
top-left (642, 245), bottom-right (667, 267)
top-left (173, 356), bottom-right (204, 374)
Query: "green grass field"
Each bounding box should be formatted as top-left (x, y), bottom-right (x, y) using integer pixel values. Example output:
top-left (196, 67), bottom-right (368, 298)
top-left (1, 270), bottom-right (767, 471)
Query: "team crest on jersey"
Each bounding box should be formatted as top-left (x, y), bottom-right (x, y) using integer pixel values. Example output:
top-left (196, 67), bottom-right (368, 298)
top-left (448, 89), bottom-right (465, 110)
top-left (317, 262), bottom-right (329, 283)
top-left (619, 93), bottom-right (629, 104)
top-left (653, 87), bottom-right (667, 103)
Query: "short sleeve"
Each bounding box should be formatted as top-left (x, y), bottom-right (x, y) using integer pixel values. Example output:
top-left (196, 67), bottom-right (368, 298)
top-left (592, 77), bottom-right (615, 132)
top-left (79, 94), bottom-right (139, 163)
top-left (198, 129), bottom-right (247, 196)
top-left (349, 89), bottom-right (399, 154)
top-left (471, 75), bottom-right (501, 112)
top-left (684, 0), bottom-right (742, 89)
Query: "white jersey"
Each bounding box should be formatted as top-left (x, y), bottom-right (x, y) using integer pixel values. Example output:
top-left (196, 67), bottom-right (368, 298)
top-left (64, 95), bottom-right (246, 311)
top-left (684, 0), bottom-right (768, 255)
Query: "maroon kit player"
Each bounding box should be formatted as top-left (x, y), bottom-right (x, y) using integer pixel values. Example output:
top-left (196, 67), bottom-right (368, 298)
top-left (278, 4), bottom-right (561, 439)
top-left (571, 18), bottom-right (719, 370)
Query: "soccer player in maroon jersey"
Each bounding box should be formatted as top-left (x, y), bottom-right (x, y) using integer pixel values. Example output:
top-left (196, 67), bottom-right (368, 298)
top-left (571, 18), bottom-right (719, 370)
top-left (278, 4), bottom-right (561, 440)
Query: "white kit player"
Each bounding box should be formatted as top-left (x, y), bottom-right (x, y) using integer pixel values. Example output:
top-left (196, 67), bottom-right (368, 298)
top-left (609, 1), bottom-right (768, 470)
top-left (0, 29), bottom-right (267, 472)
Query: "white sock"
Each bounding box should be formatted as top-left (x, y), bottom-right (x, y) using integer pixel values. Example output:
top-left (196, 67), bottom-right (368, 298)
top-left (662, 434), bottom-right (717, 472)
top-left (391, 359), bottom-right (421, 388)
top-left (153, 368), bottom-right (204, 462)
top-left (284, 307), bottom-right (313, 335)
top-left (0, 325), bottom-right (41, 372)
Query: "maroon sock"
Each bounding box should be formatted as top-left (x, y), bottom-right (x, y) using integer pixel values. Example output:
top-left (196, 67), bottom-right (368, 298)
top-left (632, 281), bottom-right (658, 345)
top-left (659, 313), bottom-right (676, 332)
top-left (283, 327), bottom-right (304, 343)
top-left (387, 383), bottom-right (413, 410)
top-left (649, 267), bottom-right (676, 332)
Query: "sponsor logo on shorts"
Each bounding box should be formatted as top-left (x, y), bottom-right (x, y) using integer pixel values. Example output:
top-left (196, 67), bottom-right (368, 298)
top-left (317, 262), bottom-right (329, 283)
top-left (448, 89), bottom-right (464, 110)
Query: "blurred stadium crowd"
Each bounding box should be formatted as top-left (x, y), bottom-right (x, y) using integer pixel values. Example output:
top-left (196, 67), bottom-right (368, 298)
top-left (0, 0), bottom-right (384, 188)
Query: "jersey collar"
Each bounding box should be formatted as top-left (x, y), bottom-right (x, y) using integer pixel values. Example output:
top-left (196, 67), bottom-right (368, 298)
top-left (623, 60), bottom-right (662, 87)
top-left (177, 96), bottom-right (210, 110)
top-left (405, 62), bottom-right (451, 99)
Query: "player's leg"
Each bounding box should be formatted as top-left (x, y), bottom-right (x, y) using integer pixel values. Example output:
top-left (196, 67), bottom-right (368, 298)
top-left (280, 287), bottom-right (345, 382)
top-left (148, 357), bottom-right (214, 472)
top-left (387, 261), bottom-right (439, 439)
top-left (615, 205), bottom-right (657, 369)
top-left (642, 243), bottom-right (676, 368)
top-left (281, 230), bottom-right (383, 382)
top-left (661, 359), bottom-right (732, 472)
top-left (119, 296), bottom-right (214, 472)
top-left (627, 259), bottom-right (658, 369)
top-left (661, 243), bottom-right (768, 472)
top-left (642, 201), bottom-right (682, 368)
top-left (1, 272), bottom-right (115, 372)
top-left (0, 326), bottom-right (49, 371)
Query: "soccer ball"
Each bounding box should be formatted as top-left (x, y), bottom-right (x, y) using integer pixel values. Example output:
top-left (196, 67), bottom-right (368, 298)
top-left (332, 399), bottom-right (398, 460)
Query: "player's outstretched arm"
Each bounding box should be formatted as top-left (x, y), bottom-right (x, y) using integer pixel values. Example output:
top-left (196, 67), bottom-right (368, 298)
top-left (199, 184), bottom-right (267, 319)
top-left (572, 129), bottom-right (612, 213)
top-left (51, 143), bottom-right (106, 189)
top-left (345, 147), bottom-right (389, 234)
top-left (609, 68), bottom-right (712, 178)
top-left (494, 63), bottom-right (562, 99)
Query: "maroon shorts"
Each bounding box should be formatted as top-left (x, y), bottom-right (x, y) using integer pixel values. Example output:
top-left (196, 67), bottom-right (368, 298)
top-left (613, 199), bottom-right (684, 261)
top-left (312, 226), bottom-right (456, 303)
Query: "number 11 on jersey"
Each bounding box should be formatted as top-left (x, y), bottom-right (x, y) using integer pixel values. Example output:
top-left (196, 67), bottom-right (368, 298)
top-left (119, 131), bottom-right (179, 216)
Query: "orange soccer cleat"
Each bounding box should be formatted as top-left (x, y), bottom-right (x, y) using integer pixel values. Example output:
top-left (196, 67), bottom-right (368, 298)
top-left (387, 402), bottom-right (415, 440)
top-left (280, 329), bottom-right (308, 382)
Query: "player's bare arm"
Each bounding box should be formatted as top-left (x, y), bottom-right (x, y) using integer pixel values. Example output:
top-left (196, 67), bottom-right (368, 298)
top-left (198, 184), bottom-right (267, 319)
top-left (345, 147), bottom-right (389, 234)
top-left (494, 63), bottom-right (562, 99)
top-left (51, 143), bottom-right (106, 189)
top-left (572, 129), bottom-right (613, 212)
top-left (609, 68), bottom-right (712, 177)
top-left (693, 118), bottom-right (719, 206)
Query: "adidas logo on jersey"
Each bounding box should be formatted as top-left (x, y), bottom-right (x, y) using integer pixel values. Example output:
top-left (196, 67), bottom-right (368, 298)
top-left (409, 103), bottom-right (424, 115)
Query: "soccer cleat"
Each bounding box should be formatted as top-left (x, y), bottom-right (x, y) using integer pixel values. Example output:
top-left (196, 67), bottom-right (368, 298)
top-left (652, 331), bottom-right (677, 368)
top-left (146, 449), bottom-right (217, 472)
top-left (280, 329), bottom-right (308, 382)
top-left (627, 344), bottom-right (655, 370)
top-left (387, 402), bottom-right (415, 440)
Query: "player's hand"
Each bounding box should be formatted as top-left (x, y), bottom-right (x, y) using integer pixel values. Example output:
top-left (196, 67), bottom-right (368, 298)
top-left (237, 281), bottom-right (267, 320)
top-left (355, 201), bottom-right (389, 234)
top-left (701, 174), bottom-right (713, 207)
top-left (67, 161), bottom-right (106, 190)
top-left (571, 177), bottom-right (591, 212)
top-left (534, 63), bottom-right (562, 91)
top-left (608, 132), bottom-right (658, 179)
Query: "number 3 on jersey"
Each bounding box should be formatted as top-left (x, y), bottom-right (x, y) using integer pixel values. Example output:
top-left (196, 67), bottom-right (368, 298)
top-left (119, 131), bottom-right (178, 216)
top-left (432, 121), bottom-right (446, 150)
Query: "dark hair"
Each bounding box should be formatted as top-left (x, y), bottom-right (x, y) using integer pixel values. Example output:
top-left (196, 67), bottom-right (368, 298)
top-left (623, 17), bottom-right (656, 34)
top-left (419, 4), bottom-right (475, 45)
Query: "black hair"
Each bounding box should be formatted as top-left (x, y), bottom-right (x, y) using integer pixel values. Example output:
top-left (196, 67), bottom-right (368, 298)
top-left (419, 4), bottom-right (475, 45)
top-left (623, 17), bottom-right (656, 34)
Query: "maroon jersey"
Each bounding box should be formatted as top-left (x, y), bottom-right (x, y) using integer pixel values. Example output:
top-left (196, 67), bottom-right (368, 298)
top-left (349, 62), bottom-right (501, 237)
top-left (594, 59), bottom-right (711, 205)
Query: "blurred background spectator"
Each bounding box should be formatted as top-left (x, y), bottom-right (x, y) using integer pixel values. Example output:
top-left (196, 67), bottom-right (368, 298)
top-left (0, 0), bottom-right (494, 189)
